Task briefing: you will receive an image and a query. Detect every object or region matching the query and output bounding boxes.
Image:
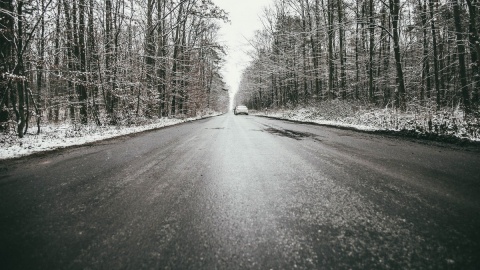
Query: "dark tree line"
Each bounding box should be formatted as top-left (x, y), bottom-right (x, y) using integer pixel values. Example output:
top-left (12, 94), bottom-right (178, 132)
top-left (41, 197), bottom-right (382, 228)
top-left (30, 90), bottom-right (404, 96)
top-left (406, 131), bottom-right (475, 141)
top-left (0, 0), bottom-right (229, 138)
top-left (238, 0), bottom-right (480, 117)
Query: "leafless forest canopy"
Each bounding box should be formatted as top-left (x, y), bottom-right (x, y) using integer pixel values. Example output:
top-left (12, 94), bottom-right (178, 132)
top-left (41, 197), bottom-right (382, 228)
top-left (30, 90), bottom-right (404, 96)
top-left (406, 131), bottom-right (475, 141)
top-left (1, 0), bottom-right (480, 139)
top-left (0, 0), bottom-right (229, 137)
top-left (237, 0), bottom-right (479, 120)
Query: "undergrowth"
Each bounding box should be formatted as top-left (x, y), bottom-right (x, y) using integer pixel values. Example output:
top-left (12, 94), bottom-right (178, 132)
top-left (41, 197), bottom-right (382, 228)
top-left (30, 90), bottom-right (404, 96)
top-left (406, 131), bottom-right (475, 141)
top-left (260, 100), bottom-right (480, 141)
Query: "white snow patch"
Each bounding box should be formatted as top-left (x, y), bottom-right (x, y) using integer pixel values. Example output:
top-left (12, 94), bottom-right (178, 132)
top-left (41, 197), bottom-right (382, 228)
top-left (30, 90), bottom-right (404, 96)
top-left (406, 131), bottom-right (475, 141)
top-left (0, 113), bottom-right (221, 160)
top-left (254, 102), bottom-right (480, 142)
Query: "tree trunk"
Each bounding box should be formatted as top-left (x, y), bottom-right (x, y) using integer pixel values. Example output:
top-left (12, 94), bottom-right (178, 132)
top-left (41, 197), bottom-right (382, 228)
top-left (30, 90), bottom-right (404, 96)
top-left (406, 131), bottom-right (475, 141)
top-left (355, 0), bottom-right (360, 100)
top-left (15, 0), bottom-right (26, 137)
top-left (301, 0), bottom-right (308, 104)
top-left (466, 0), bottom-right (479, 106)
top-left (36, 0), bottom-right (45, 120)
top-left (0, 0), bottom-right (14, 112)
top-left (338, 0), bottom-right (346, 99)
top-left (452, 0), bottom-right (471, 113)
top-left (157, 0), bottom-right (168, 117)
top-left (105, 0), bottom-right (114, 115)
top-left (78, 0), bottom-right (88, 124)
top-left (52, 0), bottom-right (61, 122)
top-left (429, 0), bottom-right (441, 108)
top-left (88, 0), bottom-right (101, 125)
top-left (145, 0), bottom-right (155, 105)
top-left (63, 0), bottom-right (76, 121)
top-left (306, 0), bottom-right (321, 100)
top-left (419, 0), bottom-right (429, 105)
top-left (171, 2), bottom-right (185, 116)
top-left (389, 0), bottom-right (406, 111)
top-left (368, 0), bottom-right (375, 102)
top-left (327, 0), bottom-right (335, 100)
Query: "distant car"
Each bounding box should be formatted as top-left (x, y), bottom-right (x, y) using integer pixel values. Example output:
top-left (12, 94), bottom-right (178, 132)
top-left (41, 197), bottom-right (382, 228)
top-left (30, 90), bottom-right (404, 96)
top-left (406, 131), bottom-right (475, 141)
top-left (234, 105), bottom-right (249, 115)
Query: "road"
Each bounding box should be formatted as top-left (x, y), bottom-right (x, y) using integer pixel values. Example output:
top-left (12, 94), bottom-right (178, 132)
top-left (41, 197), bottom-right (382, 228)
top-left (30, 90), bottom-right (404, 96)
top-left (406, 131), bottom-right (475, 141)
top-left (1, 113), bottom-right (480, 269)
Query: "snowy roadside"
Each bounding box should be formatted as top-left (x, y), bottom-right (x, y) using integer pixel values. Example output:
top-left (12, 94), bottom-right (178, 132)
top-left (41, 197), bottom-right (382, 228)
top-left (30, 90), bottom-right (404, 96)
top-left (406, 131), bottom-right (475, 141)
top-left (252, 103), bottom-right (480, 143)
top-left (0, 112), bottom-right (222, 160)
top-left (254, 109), bottom-right (378, 132)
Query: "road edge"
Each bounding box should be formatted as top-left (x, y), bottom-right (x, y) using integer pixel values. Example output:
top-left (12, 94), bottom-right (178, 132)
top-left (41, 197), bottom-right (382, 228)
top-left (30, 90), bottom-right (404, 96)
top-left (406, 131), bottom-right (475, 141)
top-left (0, 114), bottom-right (223, 162)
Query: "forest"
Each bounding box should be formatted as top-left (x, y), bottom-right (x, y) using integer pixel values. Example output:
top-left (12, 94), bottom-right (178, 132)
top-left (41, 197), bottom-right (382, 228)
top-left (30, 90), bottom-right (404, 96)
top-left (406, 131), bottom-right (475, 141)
top-left (237, 0), bottom-right (480, 138)
top-left (0, 0), bottom-right (229, 138)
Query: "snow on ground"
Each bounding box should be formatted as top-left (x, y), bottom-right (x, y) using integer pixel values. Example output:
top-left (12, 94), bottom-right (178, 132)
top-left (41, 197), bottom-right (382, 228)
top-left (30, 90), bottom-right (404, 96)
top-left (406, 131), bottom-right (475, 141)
top-left (258, 108), bottom-right (378, 132)
top-left (2, 102), bottom-right (479, 160)
top-left (253, 101), bottom-right (480, 142)
top-left (0, 112), bottom-right (222, 160)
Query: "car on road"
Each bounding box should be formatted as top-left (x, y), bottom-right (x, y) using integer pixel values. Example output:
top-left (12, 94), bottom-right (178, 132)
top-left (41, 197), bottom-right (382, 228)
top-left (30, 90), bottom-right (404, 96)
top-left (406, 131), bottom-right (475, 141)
top-left (234, 105), bottom-right (249, 115)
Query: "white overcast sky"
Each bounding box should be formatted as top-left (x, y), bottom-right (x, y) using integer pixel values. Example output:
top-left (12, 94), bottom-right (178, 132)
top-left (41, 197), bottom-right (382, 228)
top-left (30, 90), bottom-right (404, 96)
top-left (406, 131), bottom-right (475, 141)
top-left (212, 0), bottom-right (273, 105)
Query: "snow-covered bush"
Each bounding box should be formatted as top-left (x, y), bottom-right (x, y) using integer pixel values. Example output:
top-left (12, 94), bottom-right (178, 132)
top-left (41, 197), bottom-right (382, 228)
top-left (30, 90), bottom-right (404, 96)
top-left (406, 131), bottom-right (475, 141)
top-left (253, 100), bottom-right (480, 141)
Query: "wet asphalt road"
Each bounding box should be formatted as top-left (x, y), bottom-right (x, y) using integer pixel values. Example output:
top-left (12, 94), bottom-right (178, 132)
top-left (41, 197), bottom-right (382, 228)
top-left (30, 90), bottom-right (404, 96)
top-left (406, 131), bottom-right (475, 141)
top-left (1, 113), bottom-right (480, 269)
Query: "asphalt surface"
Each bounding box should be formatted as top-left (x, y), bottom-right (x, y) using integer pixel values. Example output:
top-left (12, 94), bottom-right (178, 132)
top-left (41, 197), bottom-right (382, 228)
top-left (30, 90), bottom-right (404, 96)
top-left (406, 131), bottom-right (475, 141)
top-left (1, 113), bottom-right (480, 269)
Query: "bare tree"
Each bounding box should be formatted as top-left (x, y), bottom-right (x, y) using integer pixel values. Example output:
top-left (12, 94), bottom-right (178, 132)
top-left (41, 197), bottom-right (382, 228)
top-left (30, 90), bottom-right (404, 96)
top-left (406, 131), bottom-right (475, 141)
top-left (452, 0), bottom-right (471, 113)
